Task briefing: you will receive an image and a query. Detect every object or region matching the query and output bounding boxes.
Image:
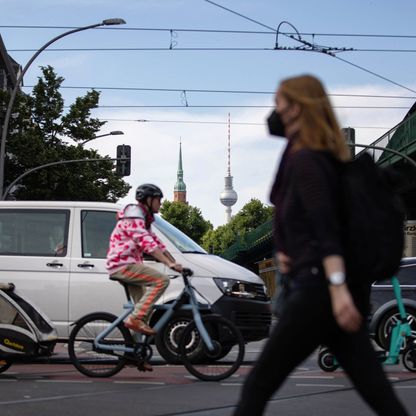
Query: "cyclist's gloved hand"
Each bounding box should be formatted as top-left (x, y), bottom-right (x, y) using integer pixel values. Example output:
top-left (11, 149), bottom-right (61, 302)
top-left (169, 262), bottom-right (183, 272)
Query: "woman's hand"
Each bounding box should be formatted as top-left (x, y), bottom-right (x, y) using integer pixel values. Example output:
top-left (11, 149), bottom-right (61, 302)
top-left (277, 252), bottom-right (292, 274)
top-left (322, 256), bottom-right (361, 332)
top-left (329, 284), bottom-right (362, 332)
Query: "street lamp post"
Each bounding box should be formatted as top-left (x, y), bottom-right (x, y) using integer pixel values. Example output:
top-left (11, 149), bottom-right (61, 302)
top-left (2, 156), bottom-right (127, 200)
top-left (0, 18), bottom-right (126, 198)
top-left (80, 130), bottom-right (124, 146)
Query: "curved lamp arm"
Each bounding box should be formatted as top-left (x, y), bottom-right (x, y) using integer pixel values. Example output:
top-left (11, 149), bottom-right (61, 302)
top-left (0, 18), bottom-right (126, 198)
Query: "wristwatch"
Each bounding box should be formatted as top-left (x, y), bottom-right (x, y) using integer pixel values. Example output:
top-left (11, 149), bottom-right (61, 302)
top-left (328, 272), bottom-right (346, 286)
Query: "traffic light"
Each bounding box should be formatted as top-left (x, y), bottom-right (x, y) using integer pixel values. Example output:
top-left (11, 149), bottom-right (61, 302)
top-left (116, 144), bottom-right (131, 177)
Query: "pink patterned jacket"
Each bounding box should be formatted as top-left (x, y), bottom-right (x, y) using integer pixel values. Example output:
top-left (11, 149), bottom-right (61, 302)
top-left (106, 204), bottom-right (166, 274)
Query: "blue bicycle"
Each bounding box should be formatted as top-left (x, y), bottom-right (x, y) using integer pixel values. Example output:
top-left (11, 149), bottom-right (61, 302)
top-left (318, 275), bottom-right (416, 372)
top-left (68, 268), bottom-right (245, 381)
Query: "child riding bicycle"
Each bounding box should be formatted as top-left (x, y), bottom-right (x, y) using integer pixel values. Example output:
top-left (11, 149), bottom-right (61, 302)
top-left (106, 183), bottom-right (183, 337)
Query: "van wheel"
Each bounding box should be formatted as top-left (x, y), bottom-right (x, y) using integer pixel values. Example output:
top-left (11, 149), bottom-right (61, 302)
top-left (155, 315), bottom-right (206, 364)
top-left (375, 307), bottom-right (416, 350)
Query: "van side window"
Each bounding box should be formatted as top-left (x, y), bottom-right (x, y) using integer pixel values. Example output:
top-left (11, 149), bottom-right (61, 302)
top-left (0, 209), bottom-right (69, 257)
top-left (81, 210), bottom-right (117, 259)
top-left (373, 265), bottom-right (416, 286)
top-left (397, 266), bottom-right (416, 285)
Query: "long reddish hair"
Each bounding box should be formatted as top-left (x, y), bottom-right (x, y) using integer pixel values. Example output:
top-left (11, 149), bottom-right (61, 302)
top-left (279, 74), bottom-right (351, 161)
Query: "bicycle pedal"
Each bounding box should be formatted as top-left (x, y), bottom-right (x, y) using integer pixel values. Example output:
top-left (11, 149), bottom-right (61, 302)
top-left (137, 361), bottom-right (153, 372)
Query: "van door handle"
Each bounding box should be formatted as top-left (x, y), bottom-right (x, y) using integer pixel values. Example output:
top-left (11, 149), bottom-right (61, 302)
top-left (47, 262), bottom-right (63, 268)
top-left (77, 263), bottom-right (95, 269)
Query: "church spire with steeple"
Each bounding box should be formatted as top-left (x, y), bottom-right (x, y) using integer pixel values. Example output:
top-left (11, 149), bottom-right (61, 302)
top-left (174, 140), bottom-right (187, 203)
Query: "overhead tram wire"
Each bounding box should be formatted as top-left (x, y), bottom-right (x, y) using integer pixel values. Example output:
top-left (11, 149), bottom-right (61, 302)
top-left (4, 47), bottom-right (349, 52)
top-left (84, 105), bottom-right (412, 109)
top-left (204, 0), bottom-right (281, 33)
top-left (22, 85), bottom-right (276, 94)
top-left (203, 0), bottom-right (416, 94)
top-left (8, 46), bottom-right (416, 53)
top-left (21, 85), bottom-right (416, 100)
top-left (2, 24), bottom-right (416, 40)
top-left (8, 47), bottom-right (278, 52)
top-left (350, 49), bottom-right (416, 53)
top-left (4, 24), bottom-right (416, 54)
top-left (333, 55), bottom-right (416, 94)
top-left (99, 117), bottom-right (393, 130)
top-left (8, 6), bottom-right (416, 91)
top-left (135, 119), bottom-right (262, 125)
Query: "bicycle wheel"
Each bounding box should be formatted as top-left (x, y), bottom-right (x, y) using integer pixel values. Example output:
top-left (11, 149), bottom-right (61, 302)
top-left (68, 312), bottom-right (132, 378)
top-left (179, 315), bottom-right (245, 381)
top-left (403, 343), bottom-right (416, 372)
top-left (317, 348), bottom-right (339, 372)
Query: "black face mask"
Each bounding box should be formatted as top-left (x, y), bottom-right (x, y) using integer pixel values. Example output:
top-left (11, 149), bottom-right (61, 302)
top-left (267, 110), bottom-right (286, 137)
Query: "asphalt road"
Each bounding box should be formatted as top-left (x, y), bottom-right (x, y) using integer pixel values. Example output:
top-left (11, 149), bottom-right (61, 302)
top-left (1, 343), bottom-right (415, 416)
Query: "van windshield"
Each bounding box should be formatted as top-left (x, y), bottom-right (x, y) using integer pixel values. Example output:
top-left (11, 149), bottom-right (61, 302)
top-left (154, 216), bottom-right (207, 254)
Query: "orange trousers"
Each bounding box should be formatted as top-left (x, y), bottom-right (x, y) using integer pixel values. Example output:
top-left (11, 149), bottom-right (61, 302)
top-left (110, 263), bottom-right (169, 322)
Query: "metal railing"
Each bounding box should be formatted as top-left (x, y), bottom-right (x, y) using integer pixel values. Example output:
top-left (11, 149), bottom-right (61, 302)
top-left (356, 111), bottom-right (416, 165)
top-left (221, 218), bottom-right (273, 261)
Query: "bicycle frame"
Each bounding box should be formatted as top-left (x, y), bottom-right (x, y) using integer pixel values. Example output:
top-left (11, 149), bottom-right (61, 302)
top-left (321, 275), bottom-right (413, 370)
top-left (384, 276), bottom-right (412, 364)
top-left (94, 273), bottom-right (215, 355)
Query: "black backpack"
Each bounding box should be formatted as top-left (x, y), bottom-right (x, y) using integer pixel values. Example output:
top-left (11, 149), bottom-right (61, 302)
top-left (340, 152), bottom-right (405, 285)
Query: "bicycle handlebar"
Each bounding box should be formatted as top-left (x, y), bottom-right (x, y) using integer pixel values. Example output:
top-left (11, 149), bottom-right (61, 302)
top-left (182, 268), bottom-right (193, 278)
top-left (168, 268), bottom-right (193, 280)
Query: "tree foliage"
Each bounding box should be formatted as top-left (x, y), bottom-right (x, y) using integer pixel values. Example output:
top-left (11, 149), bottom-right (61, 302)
top-left (160, 201), bottom-right (213, 245)
top-left (201, 198), bottom-right (274, 255)
top-left (0, 65), bottom-right (130, 201)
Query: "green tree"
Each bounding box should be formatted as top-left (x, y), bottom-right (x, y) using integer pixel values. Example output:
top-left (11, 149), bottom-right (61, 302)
top-left (231, 198), bottom-right (274, 233)
top-left (160, 201), bottom-right (213, 244)
top-left (0, 65), bottom-right (130, 201)
top-left (201, 225), bottom-right (237, 255)
top-left (201, 198), bottom-right (274, 255)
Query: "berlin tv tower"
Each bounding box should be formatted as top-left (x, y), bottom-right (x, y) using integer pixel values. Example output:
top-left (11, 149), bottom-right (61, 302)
top-left (220, 113), bottom-right (238, 223)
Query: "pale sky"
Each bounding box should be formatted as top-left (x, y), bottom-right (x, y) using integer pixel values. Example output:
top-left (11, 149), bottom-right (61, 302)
top-left (1, 0), bottom-right (416, 226)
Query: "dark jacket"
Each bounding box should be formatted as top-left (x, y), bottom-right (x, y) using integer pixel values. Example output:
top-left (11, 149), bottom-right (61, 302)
top-left (270, 148), bottom-right (344, 283)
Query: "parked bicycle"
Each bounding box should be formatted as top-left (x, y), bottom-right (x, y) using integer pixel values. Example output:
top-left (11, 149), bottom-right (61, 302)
top-left (318, 275), bottom-right (416, 373)
top-left (68, 268), bottom-right (245, 381)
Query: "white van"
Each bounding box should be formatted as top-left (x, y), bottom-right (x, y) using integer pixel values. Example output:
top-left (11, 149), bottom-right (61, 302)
top-left (0, 201), bottom-right (271, 362)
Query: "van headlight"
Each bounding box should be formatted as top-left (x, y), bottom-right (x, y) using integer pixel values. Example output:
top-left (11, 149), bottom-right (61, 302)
top-left (213, 278), bottom-right (258, 299)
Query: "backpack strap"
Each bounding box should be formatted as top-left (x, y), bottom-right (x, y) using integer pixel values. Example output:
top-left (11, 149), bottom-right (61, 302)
top-left (120, 204), bottom-right (146, 220)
